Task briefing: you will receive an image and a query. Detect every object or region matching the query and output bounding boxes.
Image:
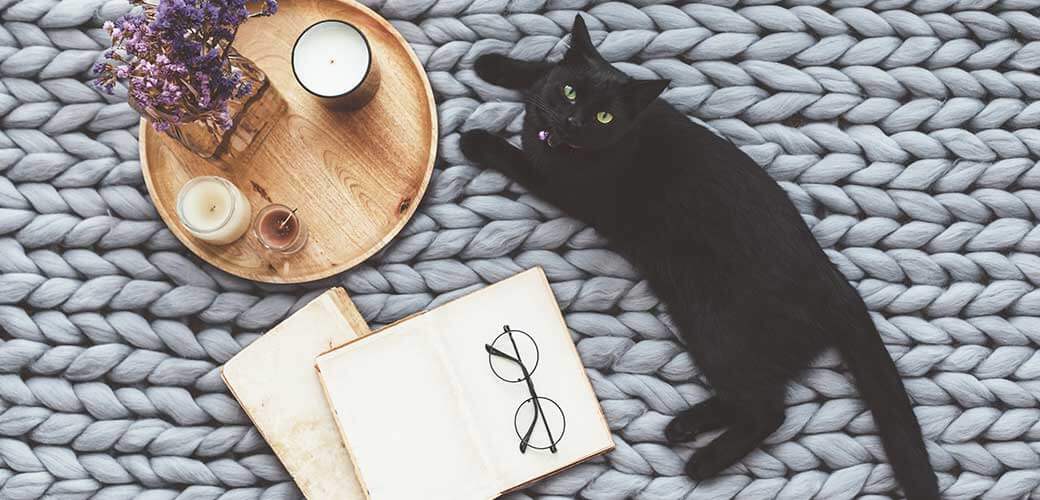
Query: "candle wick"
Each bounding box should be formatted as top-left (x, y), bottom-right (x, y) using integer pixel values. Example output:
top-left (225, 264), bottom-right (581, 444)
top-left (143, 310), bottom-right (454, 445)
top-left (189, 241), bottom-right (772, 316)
top-left (279, 208), bottom-right (298, 230)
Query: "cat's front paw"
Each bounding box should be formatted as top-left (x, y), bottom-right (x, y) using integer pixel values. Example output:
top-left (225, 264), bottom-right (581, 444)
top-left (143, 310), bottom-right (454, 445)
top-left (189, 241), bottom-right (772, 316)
top-left (460, 129), bottom-right (499, 165)
top-left (473, 53), bottom-right (511, 85)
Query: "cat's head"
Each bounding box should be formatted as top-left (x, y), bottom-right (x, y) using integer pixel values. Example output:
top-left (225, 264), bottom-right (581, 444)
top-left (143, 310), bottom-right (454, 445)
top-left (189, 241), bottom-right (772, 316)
top-left (530, 15), bottom-right (668, 151)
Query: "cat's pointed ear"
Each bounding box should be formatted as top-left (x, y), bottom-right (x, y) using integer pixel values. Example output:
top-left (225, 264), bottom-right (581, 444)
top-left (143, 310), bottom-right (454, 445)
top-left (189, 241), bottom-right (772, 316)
top-left (628, 79), bottom-right (670, 110)
top-left (564, 14), bottom-right (598, 62)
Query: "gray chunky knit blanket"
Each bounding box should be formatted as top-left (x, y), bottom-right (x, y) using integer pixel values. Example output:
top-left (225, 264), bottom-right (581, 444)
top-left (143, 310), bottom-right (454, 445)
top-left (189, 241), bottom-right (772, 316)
top-left (2, 0), bottom-right (1039, 498)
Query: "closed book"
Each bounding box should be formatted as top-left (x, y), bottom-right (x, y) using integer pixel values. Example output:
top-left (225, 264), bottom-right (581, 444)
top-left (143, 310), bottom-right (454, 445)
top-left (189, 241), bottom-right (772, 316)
top-left (221, 288), bottom-right (369, 500)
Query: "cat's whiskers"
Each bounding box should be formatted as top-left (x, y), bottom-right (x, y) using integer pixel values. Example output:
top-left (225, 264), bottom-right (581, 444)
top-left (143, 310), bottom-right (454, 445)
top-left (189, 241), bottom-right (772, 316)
top-left (525, 96), bottom-right (562, 123)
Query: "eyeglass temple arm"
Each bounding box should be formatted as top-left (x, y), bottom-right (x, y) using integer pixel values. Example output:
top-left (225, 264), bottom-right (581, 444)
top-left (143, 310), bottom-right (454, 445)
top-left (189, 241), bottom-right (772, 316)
top-left (485, 344), bottom-right (520, 363)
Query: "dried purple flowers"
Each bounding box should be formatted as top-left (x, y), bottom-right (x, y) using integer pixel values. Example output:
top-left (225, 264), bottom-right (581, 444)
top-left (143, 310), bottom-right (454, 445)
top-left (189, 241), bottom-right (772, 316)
top-left (94, 0), bottom-right (278, 132)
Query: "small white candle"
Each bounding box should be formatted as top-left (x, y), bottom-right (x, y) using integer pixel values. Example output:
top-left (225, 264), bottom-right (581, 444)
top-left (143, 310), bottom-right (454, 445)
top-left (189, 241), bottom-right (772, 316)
top-left (292, 20), bottom-right (380, 108)
top-left (176, 176), bottom-right (252, 245)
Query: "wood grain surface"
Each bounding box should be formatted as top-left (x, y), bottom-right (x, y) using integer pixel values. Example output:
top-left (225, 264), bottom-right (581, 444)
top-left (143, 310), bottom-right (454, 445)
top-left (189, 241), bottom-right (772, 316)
top-left (140, 0), bottom-right (437, 284)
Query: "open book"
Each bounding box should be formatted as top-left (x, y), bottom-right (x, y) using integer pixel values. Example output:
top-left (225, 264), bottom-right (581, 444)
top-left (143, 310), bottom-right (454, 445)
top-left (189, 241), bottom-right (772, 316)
top-left (221, 289), bottom-right (369, 500)
top-left (316, 267), bottom-right (614, 500)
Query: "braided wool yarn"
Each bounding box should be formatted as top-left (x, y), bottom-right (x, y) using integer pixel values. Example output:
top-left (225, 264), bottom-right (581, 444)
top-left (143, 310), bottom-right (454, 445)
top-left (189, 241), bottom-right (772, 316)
top-left (1, 0), bottom-right (1039, 498)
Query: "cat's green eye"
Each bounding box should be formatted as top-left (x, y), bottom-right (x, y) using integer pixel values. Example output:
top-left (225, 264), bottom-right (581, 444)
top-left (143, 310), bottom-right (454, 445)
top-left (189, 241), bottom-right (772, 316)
top-left (562, 84), bottom-right (576, 101)
top-left (596, 111), bottom-right (614, 124)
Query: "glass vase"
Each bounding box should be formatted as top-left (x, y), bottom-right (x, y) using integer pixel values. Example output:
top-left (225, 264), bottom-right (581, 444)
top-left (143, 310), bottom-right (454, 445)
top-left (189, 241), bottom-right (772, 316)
top-left (145, 48), bottom-right (286, 161)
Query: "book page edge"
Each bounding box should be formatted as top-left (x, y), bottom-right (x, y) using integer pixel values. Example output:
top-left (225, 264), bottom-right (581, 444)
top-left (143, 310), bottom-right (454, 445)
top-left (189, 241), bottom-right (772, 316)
top-left (329, 288), bottom-right (370, 338)
top-left (315, 362), bottom-right (373, 500)
top-left (496, 443), bottom-right (617, 498)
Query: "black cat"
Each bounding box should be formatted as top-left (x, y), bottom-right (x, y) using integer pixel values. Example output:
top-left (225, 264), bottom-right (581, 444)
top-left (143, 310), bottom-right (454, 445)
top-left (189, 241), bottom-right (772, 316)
top-left (460, 14), bottom-right (940, 499)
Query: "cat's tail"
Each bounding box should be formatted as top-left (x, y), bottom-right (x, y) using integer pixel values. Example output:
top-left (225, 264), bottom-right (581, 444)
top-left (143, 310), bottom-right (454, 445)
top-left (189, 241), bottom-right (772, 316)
top-left (833, 300), bottom-right (940, 500)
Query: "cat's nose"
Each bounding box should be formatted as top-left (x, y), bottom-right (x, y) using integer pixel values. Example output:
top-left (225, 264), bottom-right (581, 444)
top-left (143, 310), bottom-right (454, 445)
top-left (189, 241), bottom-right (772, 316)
top-left (567, 115), bottom-right (580, 126)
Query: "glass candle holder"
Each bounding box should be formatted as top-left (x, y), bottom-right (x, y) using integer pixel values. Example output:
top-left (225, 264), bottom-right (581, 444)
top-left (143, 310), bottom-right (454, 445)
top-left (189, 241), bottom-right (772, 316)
top-left (254, 204), bottom-right (308, 254)
top-left (292, 20), bottom-right (381, 109)
top-left (176, 176), bottom-right (252, 245)
top-left (138, 48), bottom-right (287, 161)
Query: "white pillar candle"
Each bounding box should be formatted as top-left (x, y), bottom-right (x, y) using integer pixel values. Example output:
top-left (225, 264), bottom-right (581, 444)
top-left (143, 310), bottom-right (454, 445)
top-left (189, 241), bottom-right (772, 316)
top-left (292, 20), bottom-right (380, 108)
top-left (176, 176), bottom-right (252, 245)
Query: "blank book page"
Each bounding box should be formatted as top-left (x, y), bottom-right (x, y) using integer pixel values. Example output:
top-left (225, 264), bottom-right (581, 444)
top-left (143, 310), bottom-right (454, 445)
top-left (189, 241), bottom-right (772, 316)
top-left (316, 313), bottom-right (498, 500)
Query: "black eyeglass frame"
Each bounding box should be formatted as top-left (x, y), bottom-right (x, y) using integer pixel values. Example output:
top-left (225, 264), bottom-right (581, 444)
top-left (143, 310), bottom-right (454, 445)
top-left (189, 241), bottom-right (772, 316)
top-left (486, 325), bottom-right (565, 453)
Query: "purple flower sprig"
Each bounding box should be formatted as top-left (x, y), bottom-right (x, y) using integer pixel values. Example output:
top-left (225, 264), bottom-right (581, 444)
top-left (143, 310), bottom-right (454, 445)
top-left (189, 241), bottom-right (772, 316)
top-left (94, 0), bottom-right (277, 132)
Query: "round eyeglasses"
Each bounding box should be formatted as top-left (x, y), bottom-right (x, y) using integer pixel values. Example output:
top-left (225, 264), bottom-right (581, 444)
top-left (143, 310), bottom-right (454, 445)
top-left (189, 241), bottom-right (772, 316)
top-left (486, 325), bottom-right (565, 453)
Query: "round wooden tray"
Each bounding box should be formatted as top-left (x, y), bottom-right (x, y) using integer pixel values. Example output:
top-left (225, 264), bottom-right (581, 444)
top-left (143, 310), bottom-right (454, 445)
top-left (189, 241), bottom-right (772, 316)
top-left (140, 0), bottom-right (436, 284)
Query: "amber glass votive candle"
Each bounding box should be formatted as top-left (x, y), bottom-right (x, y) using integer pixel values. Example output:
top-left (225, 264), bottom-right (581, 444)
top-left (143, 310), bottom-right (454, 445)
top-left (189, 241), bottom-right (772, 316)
top-left (254, 204), bottom-right (307, 254)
